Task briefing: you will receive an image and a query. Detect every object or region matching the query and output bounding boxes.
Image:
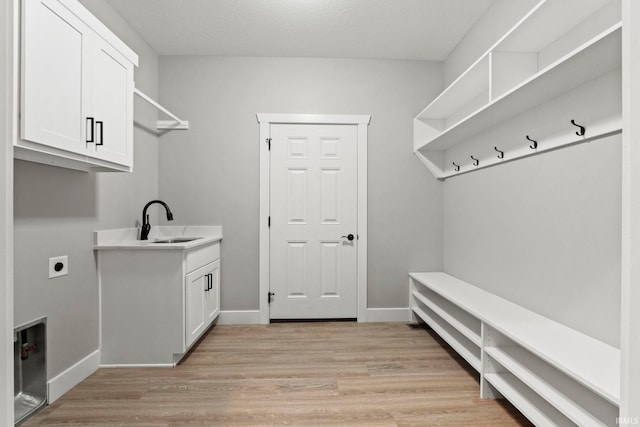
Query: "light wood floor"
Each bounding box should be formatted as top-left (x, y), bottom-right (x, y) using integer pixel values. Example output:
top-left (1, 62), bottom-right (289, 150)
top-left (24, 322), bottom-right (532, 426)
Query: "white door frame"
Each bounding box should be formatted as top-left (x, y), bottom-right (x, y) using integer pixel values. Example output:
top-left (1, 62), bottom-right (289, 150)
top-left (257, 114), bottom-right (370, 324)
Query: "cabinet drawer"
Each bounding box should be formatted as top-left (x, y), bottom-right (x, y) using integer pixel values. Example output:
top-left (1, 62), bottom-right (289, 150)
top-left (186, 242), bottom-right (220, 273)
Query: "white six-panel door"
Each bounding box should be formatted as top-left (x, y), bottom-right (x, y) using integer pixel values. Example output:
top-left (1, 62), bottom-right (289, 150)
top-left (269, 124), bottom-right (358, 319)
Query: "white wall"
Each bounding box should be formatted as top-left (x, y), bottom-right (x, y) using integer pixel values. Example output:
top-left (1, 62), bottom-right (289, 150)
top-left (12, 0), bottom-right (160, 390)
top-left (443, 137), bottom-right (621, 346)
top-left (158, 56), bottom-right (444, 311)
top-left (438, 0), bottom-right (621, 349)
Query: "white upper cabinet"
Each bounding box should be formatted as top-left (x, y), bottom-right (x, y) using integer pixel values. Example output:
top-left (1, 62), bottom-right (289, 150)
top-left (414, 0), bottom-right (622, 180)
top-left (88, 38), bottom-right (134, 166)
top-left (17, 0), bottom-right (138, 172)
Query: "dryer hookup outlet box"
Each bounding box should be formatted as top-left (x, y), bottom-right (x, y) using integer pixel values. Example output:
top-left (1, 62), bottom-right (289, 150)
top-left (48, 256), bottom-right (68, 279)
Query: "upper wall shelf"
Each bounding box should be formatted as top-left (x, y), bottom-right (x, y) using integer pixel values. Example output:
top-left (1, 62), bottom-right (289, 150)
top-left (134, 88), bottom-right (189, 130)
top-left (414, 0), bottom-right (621, 180)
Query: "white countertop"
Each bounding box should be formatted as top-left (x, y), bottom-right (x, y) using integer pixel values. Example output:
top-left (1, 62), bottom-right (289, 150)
top-left (94, 226), bottom-right (222, 250)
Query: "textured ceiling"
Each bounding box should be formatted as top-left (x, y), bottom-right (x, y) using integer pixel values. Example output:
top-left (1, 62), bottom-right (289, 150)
top-left (105, 0), bottom-right (494, 60)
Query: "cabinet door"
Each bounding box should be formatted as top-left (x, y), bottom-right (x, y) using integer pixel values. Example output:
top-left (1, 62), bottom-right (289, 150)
top-left (88, 37), bottom-right (134, 167)
top-left (20, 0), bottom-right (91, 154)
top-left (205, 260), bottom-right (221, 323)
top-left (185, 264), bottom-right (208, 348)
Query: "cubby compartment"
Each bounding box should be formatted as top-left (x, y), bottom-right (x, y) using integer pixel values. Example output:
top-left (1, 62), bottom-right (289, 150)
top-left (411, 302), bottom-right (481, 372)
top-left (492, 0), bottom-right (620, 99)
top-left (411, 280), bottom-right (481, 346)
top-left (483, 369), bottom-right (576, 427)
top-left (484, 326), bottom-right (618, 426)
top-left (414, 55), bottom-right (490, 150)
top-left (410, 275), bottom-right (482, 372)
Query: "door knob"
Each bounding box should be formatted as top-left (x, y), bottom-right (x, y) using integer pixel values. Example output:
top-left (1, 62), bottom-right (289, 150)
top-left (341, 234), bottom-right (355, 241)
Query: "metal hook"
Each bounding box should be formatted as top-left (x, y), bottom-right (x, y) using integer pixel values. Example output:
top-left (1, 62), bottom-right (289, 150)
top-left (452, 162), bottom-right (460, 172)
top-left (526, 135), bottom-right (537, 150)
top-left (471, 155), bottom-right (479, 166)
top-left (571, 119), bottom-right (585, 136)
top-left (494, 147), bottom-right (504, 159)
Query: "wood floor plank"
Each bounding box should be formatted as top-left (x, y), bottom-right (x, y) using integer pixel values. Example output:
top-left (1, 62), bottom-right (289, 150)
top-left (23, 322), bottom-right (532, 426)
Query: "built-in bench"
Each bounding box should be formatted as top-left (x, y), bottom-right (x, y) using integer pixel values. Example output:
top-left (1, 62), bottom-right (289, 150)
top-left (409, 272), bottom-right (620, 426)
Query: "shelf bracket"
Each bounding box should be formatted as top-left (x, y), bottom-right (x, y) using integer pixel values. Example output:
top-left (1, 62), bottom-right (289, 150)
top-left (134, 88), bottom-right (189, 130)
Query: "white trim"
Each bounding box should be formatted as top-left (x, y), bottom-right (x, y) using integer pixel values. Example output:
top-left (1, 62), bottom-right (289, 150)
top-left (258, 119), bottom-right (271, 324)
top-left (100, 363), bottom-right (174, 368)
top-left (218, 310), bottom-right (262, 325)
top-left (621, 0), bottom-right (640, 418)
top-left (47, 350), bottom-right (100, 403)
top-left (0, 1), bottom-right (15, 425)
top-left (258, 113), bottom-right (370, 323)
top-left (356, 122), bottom-right (368, 322)
top-left (365, 308), bottom-right (412, 323)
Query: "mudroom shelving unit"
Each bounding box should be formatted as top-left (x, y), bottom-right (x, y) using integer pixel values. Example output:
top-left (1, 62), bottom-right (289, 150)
top-left (410, 273), bottom-right (619, 426)
top-left (411, 0), bottom-right (623, 425)
top-left (413, 0), bottom-right (622, 180)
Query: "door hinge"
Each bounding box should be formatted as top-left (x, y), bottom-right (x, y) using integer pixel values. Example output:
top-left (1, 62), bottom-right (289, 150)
top-left (268, 216), bottom-right (271, 228)
top-left (266, 138), bottom-right (272, 151)
top-left (268, 292), bottom-right (275, 304)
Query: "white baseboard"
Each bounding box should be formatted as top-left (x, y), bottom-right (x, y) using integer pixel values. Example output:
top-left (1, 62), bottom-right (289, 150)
top-left (47, 349), bottom-right (100, 403)
top-left (100, 363), bottom-right (174, 368)
top-left (219, 309), bottom-right (411, 324)
top-left (218, 310), bottom-right (262, 325)
top-left (365, 307), bottom-right (412, 322)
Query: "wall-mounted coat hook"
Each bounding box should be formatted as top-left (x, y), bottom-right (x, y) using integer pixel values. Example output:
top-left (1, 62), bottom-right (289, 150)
top-left (471, 155), bottom-right (479, 166)
top-left (494, 147), bottom-right (504, 159)
top-left (571, 119), bottom-right (586, 136)
top-left (452, 162), bottom-right (460, 172)
top-left (526, 135), bottom-right (537, 150)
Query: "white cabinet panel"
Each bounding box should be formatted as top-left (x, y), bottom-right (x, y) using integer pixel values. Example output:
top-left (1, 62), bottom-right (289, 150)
top-left (185, 264), bottom-right (208, 348)
top-left (205, 260), bottom-right (221, 323)
top-left (98, 240), bottom-right (222, 366)
top-left (185, 260), bottom-right (220, 348)
top-left (89, 40), bottom-right (133, 167)
top-left (20, 0), bottom-right (89, 154)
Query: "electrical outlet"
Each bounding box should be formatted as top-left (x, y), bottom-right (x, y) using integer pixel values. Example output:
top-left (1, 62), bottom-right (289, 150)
top-left (48, 256), bottom-right (68, 279)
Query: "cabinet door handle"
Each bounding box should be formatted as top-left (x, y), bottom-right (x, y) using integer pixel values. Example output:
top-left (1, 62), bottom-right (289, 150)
top-left (208, 273), bottom-right (213, 291)
top-left (204, 273), bottom-right (210, 292)
top-left (95, 121), bottom-right (104, 146)
top-left (86, 117), bottom-right (95, 143)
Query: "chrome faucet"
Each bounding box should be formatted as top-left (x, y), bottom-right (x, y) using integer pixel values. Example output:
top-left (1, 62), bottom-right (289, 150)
top-left (140, 200), bottom-right (174, 240)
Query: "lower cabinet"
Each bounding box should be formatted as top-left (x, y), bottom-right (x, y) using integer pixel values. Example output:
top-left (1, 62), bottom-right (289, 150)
top-left (98, 241), bottom-right (221, 366)
top-left (185, 259), bottom-right (220, 348)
